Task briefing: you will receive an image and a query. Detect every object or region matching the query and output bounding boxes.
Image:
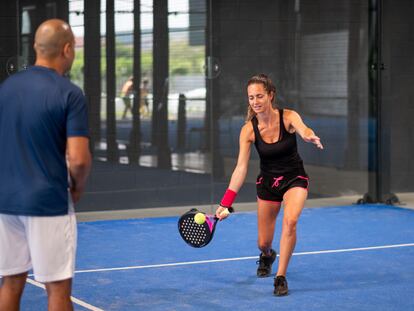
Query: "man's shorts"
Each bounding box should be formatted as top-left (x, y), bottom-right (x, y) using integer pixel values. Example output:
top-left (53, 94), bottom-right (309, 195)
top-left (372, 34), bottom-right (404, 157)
top-left (0, 203), bottom-right (77, 283)
top-left (256, 173), bottom-right (309, 203)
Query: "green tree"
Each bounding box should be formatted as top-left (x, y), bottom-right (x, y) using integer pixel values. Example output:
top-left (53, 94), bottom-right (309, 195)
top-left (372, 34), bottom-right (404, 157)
top-left (70, 39), bottom-right (204, 89)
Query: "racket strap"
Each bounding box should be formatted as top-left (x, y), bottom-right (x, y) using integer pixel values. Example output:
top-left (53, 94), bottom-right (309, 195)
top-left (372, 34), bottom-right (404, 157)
top-left (205, 216), bottom-right (215, 231)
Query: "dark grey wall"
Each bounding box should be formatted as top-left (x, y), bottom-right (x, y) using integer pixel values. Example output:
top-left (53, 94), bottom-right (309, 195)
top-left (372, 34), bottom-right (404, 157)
top-left (211, 0), bottom-right (372, 197)
top-left (212, 0), bottom-right (414, 196)
top-left (383, 0), bottom-right (414, 192)
top-left (211, 1), bottom-right (368, 116)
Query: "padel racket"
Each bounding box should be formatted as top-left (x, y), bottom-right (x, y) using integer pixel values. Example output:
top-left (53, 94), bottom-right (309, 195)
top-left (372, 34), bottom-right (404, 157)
top-left (178, 207), bottom-right (233, 248)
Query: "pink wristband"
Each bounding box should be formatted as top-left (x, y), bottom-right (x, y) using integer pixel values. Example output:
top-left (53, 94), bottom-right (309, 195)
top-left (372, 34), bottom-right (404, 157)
top-left (220, 189), bottom-right (237, 208)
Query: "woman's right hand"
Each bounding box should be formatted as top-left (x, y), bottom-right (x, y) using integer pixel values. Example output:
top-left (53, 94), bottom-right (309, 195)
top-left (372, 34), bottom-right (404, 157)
top-left (215, 205), bottom-right (231, 221)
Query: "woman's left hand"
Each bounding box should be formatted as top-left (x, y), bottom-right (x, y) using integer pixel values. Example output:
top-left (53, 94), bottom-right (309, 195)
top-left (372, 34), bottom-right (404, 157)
top-left (304, 134), bottom-right (324, 149)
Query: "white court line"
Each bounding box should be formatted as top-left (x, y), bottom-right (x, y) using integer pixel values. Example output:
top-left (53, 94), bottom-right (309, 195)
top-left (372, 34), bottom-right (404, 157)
top-left (26, 278), bottom-right (104, 311)
top-left (74, 242), bottom-right (414, 274)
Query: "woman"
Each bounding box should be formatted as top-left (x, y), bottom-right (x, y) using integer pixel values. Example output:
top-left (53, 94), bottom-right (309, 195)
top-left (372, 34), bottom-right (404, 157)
top-left (216, 73), bottom-right (323, 296)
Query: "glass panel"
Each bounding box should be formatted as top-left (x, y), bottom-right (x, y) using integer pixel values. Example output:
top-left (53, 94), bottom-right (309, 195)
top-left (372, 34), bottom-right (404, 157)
top-left (20, 5), bottom-right (36, 69)
top-left (383, 0), bottom-right (414, 199)
top-left (68, 0), bottom-right (210, 212)
top-left (69, 0), bottom-right (84, 88)
top-left (210, 0), bottom-right (369, 202)
top-left (4, 0), bottom-right (388, 213)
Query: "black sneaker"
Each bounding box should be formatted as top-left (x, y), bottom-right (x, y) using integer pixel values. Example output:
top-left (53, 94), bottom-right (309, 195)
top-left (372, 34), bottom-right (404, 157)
top-left (273, 275), bottom-right (288, 296)
top-left (256, 249), bottom-right (276, 277)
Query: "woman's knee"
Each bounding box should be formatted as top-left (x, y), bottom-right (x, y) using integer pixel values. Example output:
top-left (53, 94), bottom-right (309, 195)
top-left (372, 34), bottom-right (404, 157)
top-left (283, 217), bottom-right (298, 236)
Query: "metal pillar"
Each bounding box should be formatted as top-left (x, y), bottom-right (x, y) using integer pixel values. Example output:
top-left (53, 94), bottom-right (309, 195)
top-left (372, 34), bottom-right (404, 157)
top-left (84, 0), bottom-right (102, 152)
top-left (105, 0), bottom-right (119, 163)
top-left (359, 0), bottom-right (399, 205)
top-left (152, 0), bottom-right (171, 169)
top-left (127, 0), bottom-right (143, 164)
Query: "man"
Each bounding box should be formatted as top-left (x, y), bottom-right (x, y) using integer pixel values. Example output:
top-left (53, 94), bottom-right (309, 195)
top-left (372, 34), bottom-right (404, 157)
top-left (0, 19), bottom-right (91, 311)
top-left (121, 76), bottom-right (134, 119)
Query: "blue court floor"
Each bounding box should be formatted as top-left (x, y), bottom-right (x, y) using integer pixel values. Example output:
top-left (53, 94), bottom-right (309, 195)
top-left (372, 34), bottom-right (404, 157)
top-left (20, 204), bottom-right (414, 310)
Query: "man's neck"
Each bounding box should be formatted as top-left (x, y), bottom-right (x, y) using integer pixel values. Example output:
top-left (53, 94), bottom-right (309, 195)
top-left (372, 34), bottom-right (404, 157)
top-left (34, 59), bottom-right (64, 75)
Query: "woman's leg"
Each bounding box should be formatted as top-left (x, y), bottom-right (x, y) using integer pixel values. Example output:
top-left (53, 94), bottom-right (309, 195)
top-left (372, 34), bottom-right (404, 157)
top-left (257, 198), bottom-right (281, 253)
top-left (276, 187), bottom-right (308, 277)
top-left (256, 198), bottom-right (281, 277)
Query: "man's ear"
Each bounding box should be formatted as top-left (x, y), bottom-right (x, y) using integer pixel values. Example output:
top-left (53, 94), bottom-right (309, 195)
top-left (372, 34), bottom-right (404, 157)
top-left (62, 42), bottom-right (72, 58)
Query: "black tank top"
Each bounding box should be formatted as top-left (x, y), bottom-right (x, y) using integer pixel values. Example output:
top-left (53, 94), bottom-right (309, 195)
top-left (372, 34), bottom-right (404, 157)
top-left (251, 109), bottom-right (306, 177)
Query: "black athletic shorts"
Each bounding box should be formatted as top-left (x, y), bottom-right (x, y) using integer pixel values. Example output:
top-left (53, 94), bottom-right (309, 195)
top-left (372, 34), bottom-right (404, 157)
top-left (256, 173), bottom-right (309, 202)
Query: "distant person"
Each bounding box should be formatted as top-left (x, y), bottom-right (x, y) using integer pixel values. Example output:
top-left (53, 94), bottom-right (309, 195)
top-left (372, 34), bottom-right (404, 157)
top-left (121, 77), bottom-right (150, 119)
top-left (216, 74), bottom-right (323, 296)
top-left (0, 19), bottom-right (91, 311)
top-left (140, 79), bottom-right (150, 117)
top-left (121, 76), bottom-right (134, 119)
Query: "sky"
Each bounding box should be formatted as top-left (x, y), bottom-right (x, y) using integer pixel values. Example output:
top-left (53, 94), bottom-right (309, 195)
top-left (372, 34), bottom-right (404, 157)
top-left (69, 0), bottom-right (189, 36)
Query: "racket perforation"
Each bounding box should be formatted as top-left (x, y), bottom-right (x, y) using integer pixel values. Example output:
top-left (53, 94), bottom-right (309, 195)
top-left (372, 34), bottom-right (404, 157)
top-left (178, 210), bottom-right (218, 247)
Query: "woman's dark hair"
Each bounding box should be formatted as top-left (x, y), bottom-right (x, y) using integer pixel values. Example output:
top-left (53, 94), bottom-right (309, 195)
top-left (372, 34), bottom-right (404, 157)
top-left (246, 74), bottom-right (277, 121)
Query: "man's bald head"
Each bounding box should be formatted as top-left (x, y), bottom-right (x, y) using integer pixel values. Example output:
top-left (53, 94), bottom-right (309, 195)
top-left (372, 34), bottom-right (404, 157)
top-left (34, 19), bottom-right (74, 60)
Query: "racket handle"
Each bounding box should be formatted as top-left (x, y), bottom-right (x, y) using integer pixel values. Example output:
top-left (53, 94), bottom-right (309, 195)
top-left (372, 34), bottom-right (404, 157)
top-left (217, 206), bottom-right (234, 219)
top-left (219, 205), bottom-right (234, 213)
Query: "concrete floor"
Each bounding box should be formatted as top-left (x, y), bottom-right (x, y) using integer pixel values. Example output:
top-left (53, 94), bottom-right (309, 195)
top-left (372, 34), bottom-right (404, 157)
top-left (76, 192), bottom-right (414, 222)
top-left (78, 149), bottom-right (414, 220)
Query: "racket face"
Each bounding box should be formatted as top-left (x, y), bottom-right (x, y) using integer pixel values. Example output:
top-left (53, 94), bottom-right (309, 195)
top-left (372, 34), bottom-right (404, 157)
top-left (178, 209), bottom-right (217, 248)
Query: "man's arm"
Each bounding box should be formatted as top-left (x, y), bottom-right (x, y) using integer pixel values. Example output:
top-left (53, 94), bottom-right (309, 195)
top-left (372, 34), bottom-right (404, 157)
top-left (67, 137), bottom-right (92, 203)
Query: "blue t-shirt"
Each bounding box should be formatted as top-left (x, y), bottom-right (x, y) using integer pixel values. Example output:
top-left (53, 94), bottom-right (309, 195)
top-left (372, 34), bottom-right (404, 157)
top-left (0, 66), bottom-right (89, 216)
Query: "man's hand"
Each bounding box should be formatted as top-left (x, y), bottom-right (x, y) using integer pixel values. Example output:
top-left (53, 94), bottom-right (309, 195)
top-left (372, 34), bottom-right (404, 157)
top-left (69, 177), bottom-right (83, 204)
top-left (70, 187), bottom-right (83, 204)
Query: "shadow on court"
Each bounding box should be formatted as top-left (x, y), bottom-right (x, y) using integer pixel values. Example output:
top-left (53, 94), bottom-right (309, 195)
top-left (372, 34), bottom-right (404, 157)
top-left (20, 204), bottom-right (414, 310)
